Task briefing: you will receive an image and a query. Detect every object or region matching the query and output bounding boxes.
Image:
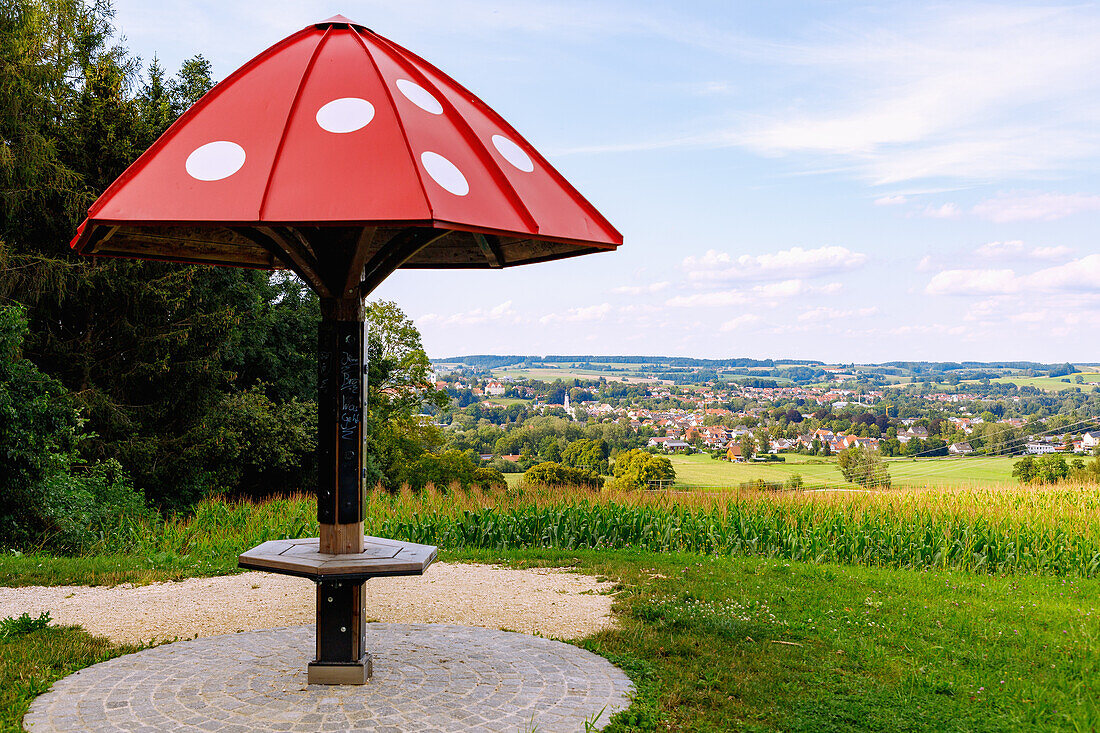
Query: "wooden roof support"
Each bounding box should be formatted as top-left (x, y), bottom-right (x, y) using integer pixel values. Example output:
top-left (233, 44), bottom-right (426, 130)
top-left (359, 228), bottom-right (452, 297)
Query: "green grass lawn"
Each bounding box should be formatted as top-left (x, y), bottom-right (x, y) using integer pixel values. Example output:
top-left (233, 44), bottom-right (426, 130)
top-left (4, 548), bottom-right (1098, 732)
top-left (669, 453), bottom-right (1019, 490)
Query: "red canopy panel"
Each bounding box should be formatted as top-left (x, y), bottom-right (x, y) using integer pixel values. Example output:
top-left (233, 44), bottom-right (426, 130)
top-left (70, 15), bottom-right (621, 271)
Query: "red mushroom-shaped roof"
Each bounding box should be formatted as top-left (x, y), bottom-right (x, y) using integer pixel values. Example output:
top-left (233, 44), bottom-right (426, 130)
top-left (71, 15), bottom-right (621, 275)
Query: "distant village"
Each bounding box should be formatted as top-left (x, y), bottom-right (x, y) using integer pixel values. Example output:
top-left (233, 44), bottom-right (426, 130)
top-left (436, 371), bottom-right (1100, 460)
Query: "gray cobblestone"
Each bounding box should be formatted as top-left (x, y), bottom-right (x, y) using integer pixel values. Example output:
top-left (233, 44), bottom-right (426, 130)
top-left (24, 624), bottom-right (632, 732)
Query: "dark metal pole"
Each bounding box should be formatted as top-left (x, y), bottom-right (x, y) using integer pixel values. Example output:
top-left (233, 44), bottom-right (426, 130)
top-left (309, 296), bottom-right (370, 684)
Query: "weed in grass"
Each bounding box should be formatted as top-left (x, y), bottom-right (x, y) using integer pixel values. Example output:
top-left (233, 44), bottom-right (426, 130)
top-left (0, 612), bottom-right (51, 638)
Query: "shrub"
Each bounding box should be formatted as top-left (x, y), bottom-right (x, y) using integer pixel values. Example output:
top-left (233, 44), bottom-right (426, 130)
top-left (739, 479), bottom-right (785, 492)
top-left (785, 474), bottom-right (804, 490)
top-left (489, 457), bottom-right (523, 474)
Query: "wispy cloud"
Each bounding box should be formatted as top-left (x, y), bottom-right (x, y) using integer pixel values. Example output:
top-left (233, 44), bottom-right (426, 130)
top-left (563, 5), bottom-right (1100, 184)
top-left (418, 300), bottom-right (520, 327)
top-left (874, 195), bottom-right (907, 206)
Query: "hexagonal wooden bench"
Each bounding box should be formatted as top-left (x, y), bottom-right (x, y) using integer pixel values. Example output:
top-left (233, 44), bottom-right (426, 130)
top-left (239, 536), bottom-right (437, 582)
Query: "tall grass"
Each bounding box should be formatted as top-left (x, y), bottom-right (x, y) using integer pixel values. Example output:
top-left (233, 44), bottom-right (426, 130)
top-left (106, 483), bottom-right (1100, 577)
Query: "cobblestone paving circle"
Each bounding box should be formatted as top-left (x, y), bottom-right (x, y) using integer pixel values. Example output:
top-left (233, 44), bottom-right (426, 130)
top-left (24, 624), bottom-right (634, 732)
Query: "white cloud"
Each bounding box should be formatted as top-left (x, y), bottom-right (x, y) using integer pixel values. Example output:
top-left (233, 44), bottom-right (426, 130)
top-left (974, 240), bottom-right (1026, 258)
top-left (975, 240), bottom-right (1073, 261)
top-left (538, 303), bottom-right (612, 325)
top-left (925, 269), bottom-right (1020, 296)
top-left (611, 281), bottom-right (669, 295)
top-left (1030, 246), bottom-right (1073, 261)
top-left (752, 279), bottom-right (806, 298)
top-left (925, 254), bottom-right (1100, 295)
top-left (1027, 254), bottom-right (1100, 291)
top-left (917, 255), bottom-right (935, 271)
top-left (972, 192), bottom-right (1100, 222)
top-left (922, 202), bottom-right (961, 219)
top-left (719, 314), bottom-right (760, 332)
top-left (874, 195), bottom-right (907, 206)
top-left (665, 279), bottom-right (840, 307)
top-left (682, 245), bottom-right (867, 284)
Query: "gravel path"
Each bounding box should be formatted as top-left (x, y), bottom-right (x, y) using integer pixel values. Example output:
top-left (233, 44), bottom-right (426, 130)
top-left (0, 563), bottom-right (618, 645)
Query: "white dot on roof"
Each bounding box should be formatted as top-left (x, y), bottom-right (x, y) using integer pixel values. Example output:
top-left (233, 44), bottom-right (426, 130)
top-left (315, 97), bottom-right (375, 133)
top-left (185, 141), bottom-right (245, 181)
top-left (396, 79), bottom-right (443, 115)
top-left (421, 152), bottom-right (468, 196)
top-left (491, 134), bottom-right (534, 173)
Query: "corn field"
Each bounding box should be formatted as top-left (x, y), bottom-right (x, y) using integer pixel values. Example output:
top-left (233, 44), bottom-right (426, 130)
top-left (108, 483), bottom-right (1100, 577)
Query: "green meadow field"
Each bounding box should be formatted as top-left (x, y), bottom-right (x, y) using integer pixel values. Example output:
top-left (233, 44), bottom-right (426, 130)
top-left (985, 373), bottom-right (1100, 393)
top-left (668, 453), bottom-right (1019, 490)
top-left (503, 453), bottom-right (1020, 491)
top-left (481, 396), bottom-right (531, 407)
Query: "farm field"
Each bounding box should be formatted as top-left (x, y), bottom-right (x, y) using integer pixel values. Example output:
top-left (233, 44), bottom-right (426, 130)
top-left (984, 373), bottom-right (1100, 393)
top-left (669, 453), bottom-right (1018, 490)
top-left (491, 366), bottom-right (661, 383)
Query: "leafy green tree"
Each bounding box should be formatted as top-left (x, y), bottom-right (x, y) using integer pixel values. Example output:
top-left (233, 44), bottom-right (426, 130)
top-left (181, 386), bottom-right (317, 499)
top-left (1, 2), bottom-right (322, 510)
top-left (1012, 455), bottom-right (1036, 483)
top-left (561, 439), bottom-right (609, 474)
top-left (1035, 455), bottom-right (1070, 484)
top-left (739, 433), bottom-right (756, 461)
top-left (523, 461), bottom-right (603, 489)
top-left (0, 305), bottom-right (147, 550)
top-left (610, 448), bottom-right (675, 490)
top-left (363, 300), bottom-right (449, 490)
top-left (836, 446), bottom-right (891, 488)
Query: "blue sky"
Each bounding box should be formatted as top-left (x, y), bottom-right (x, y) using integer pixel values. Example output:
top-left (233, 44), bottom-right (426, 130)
top-left (112, 0), bottom-right (1100, 362)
